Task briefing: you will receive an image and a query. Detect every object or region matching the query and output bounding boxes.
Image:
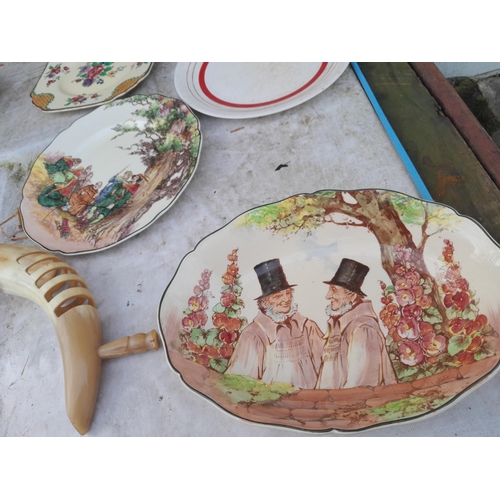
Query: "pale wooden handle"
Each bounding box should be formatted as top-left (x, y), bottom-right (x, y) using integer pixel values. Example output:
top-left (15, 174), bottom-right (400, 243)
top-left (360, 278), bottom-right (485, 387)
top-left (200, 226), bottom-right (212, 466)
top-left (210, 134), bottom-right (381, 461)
top-left (97, 329), bottom-right (160, 359)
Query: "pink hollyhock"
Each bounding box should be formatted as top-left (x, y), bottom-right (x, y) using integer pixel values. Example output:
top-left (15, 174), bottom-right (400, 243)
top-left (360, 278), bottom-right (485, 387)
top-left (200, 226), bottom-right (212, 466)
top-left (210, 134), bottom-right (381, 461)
top-left (193, 285), bottom-right (202, 295)
top-left (399, 341), bottom-right (425, 366)
top-left (227, 264), bottom-right (239, 276)
top-left (188, 296), bottom-right (201, 311)
top-left (405, 271), bottom-right (420, 287)
top-left (195, 310), bottom-right (208, 326)
top-left (442, 282), bottom-right (457, 294)
top-left (416, 293), bottom-right (432, 309)
top-left (395, 265), bottom-right (406, 275)
top-left (421, 332), bottom-right (447, 357)
top-left (445, 264), bottom-right (461, 281)
top-left (396, 288), bottom-right (415, 306)
top-left (182, 313), bottom-right (200, 329)
top-left (397, 316), bottom-right (420, 340)
top-left (395, 277), bottom-right (409, 290)
top-left (402, 303), bottom-right (422, 318)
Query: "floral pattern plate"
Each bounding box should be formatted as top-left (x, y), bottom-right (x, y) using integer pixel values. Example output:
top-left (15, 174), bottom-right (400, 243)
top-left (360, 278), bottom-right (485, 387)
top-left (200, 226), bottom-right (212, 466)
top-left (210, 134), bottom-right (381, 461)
top-left (20, 94), bottom-right (201, 255)
top-left (158, 189), bottom-right (500, 432)
top-left (174, 62), bottom-right (349, 119)
top-left (30, 62), bottom-right (153, 112)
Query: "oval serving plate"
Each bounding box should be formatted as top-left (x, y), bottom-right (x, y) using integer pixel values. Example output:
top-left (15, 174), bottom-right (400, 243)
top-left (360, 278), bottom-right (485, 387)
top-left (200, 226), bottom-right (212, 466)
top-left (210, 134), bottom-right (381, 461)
top-left (158, 189), bottom-right (500, 432)
top-left (174, 62), bottom-right (349, 119)
top-left (30, 62), bottom-right (154, 112)
top-left (21, 94), bottom-right (202, 255)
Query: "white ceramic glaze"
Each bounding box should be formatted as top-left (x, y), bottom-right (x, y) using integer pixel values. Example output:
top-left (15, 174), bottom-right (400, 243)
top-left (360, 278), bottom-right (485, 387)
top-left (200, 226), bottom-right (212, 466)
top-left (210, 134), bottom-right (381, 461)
top-left (174, 62), bottom-right (349, 119)
top-left (158, 189), bottom-right (500, 432)
top-left (30, 62), bottom-right (153, 112)
top-left (20, 94), bottom-right (202, 255)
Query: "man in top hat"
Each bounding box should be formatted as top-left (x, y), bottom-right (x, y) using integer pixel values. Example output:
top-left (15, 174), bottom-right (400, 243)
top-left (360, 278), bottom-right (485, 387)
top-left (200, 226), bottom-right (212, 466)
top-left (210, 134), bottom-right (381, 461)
top-left (226, 259), bottom-right (325, 389)
top-left (316, 258), bottom-right (397, 389)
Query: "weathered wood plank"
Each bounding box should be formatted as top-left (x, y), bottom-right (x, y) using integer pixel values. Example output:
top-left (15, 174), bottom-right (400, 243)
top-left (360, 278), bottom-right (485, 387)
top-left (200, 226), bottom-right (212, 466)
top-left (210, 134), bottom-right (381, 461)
top-left (410, 62), bottom-right (500, 188)
top-left (357, 62), bottom-right (500, 243)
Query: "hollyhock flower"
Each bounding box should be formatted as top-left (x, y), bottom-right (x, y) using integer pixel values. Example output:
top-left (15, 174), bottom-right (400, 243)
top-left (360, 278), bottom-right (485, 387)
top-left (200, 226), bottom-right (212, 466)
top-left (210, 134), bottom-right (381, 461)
top-left (399, 341), bottom-right (425, 366)
top-left (452, 291), bottom-right (470, 310)
top-left (395, 277), bottom-right (409, 290)
top-left (477, 314), bottom-right (488, 329)
top-left (444, 294), bottom-right (454, 308)
top-left (412, 285), bottom-right (424, 298)
top-left (445, 264), bottom-right (461, 281)
top-left (467, 335), bottom-right (483, 352)
top-left (380, 303), bottom-right (400, 327)
top-left (203, 345), bottom-right (220, 359)
top-left (227, 264), bottom-right (239, 276)
top-left (195, 310), bottom-right (208, 326)
top-left (457, 278), bottom-right (469, 292)
top-left (219, 330), bottom-right (237, 344)
top-left (421, 332), bottom-right (447, 356)
top-left (397, 316), bottom-right (420, 340)
top-left (450, 318), bottom-right (466, 335)
top-left (396, 246), bottom-right (412, 262)
top-left (395, 265), bottom-right (406, 275)
top-left (193, 285), bottom-right (202, 295)
top-left (221, 292), bottom-right (236, 308)
top-left (456, 351), bottom-right (475, 365)
top-left (186, 341), bottom-right (202, 354)
top-left (416, 293), bottom-right (432, 309)
top-left (220, 344), bottom-right (234, 358)
top-left (222, 272), bottom-right (235, 285)
top-left (442, 282), bottom-right (457, 294)
top-left (405, 271), bottom-right (420, 287)
top-left (182, 313), bottom-right (199, 329)
top-left (188, 296), bottom-right (202, 311)
top-left (194, 353), bottom-right (210, 367)
top-left (396, 288), bottom-right (415, 306)
top-left (419, 321), bottom-right (434, 336)
top-left (403, 303), bottom-right (422, 318)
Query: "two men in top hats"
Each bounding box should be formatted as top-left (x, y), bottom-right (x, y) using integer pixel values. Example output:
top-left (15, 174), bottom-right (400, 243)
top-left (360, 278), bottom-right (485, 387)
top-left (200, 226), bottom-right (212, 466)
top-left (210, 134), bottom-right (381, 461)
top-left (316, 258), bottom-right (397, 389)
top-left (226, 257), bottom-right (396, 390)
top-left (225, 258), bottom-right (325, 389)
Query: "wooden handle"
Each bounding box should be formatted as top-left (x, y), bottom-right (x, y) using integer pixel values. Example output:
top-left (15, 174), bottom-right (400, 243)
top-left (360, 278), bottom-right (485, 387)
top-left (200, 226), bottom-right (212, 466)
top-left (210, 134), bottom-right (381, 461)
top-left (97, 329), bottom-right (160, 359)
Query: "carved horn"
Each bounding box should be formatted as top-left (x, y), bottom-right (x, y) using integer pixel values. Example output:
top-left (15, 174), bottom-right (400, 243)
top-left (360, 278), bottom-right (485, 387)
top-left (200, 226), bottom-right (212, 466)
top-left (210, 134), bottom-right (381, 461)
top-left (0, 244), bottom-right (160, 435)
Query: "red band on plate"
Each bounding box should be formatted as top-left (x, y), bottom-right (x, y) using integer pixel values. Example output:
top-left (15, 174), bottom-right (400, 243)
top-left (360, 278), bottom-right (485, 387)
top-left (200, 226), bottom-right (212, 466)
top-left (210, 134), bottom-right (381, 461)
top-left (198, 62), bottom-right (328, 108)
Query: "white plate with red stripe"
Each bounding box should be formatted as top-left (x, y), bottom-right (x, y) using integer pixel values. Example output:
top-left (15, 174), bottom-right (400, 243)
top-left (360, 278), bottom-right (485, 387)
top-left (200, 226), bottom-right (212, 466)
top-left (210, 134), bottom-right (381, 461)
top-left (174, 62), bottom-right (349, 119)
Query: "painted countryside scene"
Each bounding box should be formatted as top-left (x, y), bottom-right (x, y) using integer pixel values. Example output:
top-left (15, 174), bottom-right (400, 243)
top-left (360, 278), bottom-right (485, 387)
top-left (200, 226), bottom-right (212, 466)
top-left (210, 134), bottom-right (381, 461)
top-left (160, 189), bottom-right (500, 432)
top-left (21, 95), bottom-right (201, 253)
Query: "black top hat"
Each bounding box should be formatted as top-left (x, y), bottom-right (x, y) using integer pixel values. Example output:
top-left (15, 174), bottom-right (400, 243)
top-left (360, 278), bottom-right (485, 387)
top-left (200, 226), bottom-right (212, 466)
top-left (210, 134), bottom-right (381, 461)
top-left (254, 258), bottom-right (296, 300)
top-left (324, 258), bottom-right (369, 297)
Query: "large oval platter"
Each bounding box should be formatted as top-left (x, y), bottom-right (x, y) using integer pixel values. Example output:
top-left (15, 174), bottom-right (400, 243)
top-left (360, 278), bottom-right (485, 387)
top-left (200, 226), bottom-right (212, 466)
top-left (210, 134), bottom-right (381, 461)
top-left (20, 94), bottom-right (202, 255)
top-left (158, 189), bottom-right (500, 432)
top-left (175, 62), bottom-right (349, 119)
top-left (30, 62), bottom-right (154, 112)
